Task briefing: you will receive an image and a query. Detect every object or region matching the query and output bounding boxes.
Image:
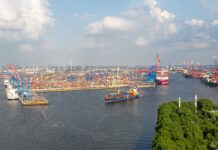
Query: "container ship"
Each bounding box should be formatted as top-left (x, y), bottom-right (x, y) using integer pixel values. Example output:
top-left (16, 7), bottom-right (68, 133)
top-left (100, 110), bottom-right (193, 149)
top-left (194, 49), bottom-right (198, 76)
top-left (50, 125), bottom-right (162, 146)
top-left (104, 88), bottom-right (140, 103)
top-left (155, 54), bottom-right (169, 85)
top-left (156, 69), bottom-right (169, 85)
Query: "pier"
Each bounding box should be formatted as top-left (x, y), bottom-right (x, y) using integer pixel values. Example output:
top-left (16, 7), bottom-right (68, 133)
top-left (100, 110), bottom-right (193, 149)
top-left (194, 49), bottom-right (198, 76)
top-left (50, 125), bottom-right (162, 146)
top-left (6, 64), bottom-right (49, 106)
top-left (19, 93), bottom-right (48, 106)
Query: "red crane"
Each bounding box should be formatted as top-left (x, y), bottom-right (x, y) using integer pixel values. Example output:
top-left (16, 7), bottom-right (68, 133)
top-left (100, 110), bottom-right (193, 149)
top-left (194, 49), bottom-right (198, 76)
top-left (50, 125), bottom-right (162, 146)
top-left (7, 64), bottom-right (21, 83)
top-left (155, 54), bottom-right (160, 72)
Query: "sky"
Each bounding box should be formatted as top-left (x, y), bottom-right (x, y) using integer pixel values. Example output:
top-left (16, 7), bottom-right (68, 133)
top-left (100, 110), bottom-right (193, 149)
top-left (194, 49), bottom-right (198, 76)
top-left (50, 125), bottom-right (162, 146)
top-left (0, 0), bottom-right (218, 66)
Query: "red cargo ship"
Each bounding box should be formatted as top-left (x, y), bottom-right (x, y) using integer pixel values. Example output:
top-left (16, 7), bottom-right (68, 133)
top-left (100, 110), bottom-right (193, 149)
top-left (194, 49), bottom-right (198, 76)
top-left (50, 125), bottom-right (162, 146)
top-left (155, 54), bottom-right (169, 85)
top-left (156, 70), bottom-right (169, 85)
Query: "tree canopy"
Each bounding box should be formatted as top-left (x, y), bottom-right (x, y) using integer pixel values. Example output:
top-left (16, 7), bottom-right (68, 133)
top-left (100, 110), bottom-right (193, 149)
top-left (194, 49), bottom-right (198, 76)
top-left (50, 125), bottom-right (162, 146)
top-left (153, 99), bottom-right (218, 150)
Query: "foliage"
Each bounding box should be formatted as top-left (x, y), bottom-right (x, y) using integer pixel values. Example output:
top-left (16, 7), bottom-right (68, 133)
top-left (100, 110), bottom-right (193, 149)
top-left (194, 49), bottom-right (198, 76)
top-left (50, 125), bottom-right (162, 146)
top-left (152, 99), bottom-right (218, 150)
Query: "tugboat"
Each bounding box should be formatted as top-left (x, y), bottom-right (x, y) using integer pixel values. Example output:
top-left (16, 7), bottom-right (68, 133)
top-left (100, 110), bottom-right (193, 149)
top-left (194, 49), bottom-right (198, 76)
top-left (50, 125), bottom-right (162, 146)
top-left (104, 88), bottom-right (140, 103)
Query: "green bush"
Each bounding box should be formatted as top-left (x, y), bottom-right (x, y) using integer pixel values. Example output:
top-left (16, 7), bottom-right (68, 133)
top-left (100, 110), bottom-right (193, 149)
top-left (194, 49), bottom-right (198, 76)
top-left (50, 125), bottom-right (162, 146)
top-left (198, 99), bottom-right (215, 110)
top-left (152, 99), bottom-right (218, 150)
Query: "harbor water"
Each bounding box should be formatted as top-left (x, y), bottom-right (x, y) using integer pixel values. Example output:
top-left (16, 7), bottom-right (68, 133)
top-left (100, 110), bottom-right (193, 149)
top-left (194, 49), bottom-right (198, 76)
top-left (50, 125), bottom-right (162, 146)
top-left (0, 73), bottom-right (218, 150)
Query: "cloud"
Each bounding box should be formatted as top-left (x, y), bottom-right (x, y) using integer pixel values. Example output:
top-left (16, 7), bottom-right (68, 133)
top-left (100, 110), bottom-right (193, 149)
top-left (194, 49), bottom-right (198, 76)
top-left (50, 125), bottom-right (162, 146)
top-left (177, 41), bottom-right (208, 49)
top-left (167, 23), bottom-right (177, 34)
top-left (144, 0), bottom-right (175, 23)
top-left (40, 41), bottom-right (55, 50)
top-left (122, 9), bottom-right (143, 17)
top-left (185, 19), bottom-right (205, 27)
top-left (211, 20), bottom-right (218, 25)
top-left (75, 0), bottom-right (218, 65)
top-left (192, 42), bottom-right (208, 49)
top-left (19, 44), bottom-right (34, 52)
top-left (88, 16), bottom-right (135, 34)
top-left (135, 36), bottom-right (148, 46)
top-left (87, 0), bottom-right (177, 46)
top-left (144, 0), bottom-right (157, 8)
top-left (197, 0), bottom-right (218, 15)
top-left (78, 0), bottom-right (179, 65)
top-left (73, 13), bottom-right (95, 20)
top-left (82, 38), bottom-right (111, 48)
top-left (149, 8), bottom-right (175, 23)
top-left (185, 19), bottom-right (218, 27)
top-left (0, 0), bottom-right (53, 40)
top-left (138, 0), bottom-right (177, 39)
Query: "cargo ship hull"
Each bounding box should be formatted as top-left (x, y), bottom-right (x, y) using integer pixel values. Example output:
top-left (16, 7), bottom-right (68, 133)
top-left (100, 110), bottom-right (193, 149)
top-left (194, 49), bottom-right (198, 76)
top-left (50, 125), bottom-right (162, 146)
top-left (105, 95), bottom-right (140, 103)
top-left (156, 78), bottom-right (169, 85)
top-left (156, 71), bottom-right (169, 85)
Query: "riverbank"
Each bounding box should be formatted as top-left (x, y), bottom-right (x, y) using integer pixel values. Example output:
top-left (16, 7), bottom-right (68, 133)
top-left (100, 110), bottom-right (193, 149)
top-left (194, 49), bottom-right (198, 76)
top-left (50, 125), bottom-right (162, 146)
top-left (31, 83), bottom-right (156, 92)
top-left (152, 99), bottom-right (218, 150)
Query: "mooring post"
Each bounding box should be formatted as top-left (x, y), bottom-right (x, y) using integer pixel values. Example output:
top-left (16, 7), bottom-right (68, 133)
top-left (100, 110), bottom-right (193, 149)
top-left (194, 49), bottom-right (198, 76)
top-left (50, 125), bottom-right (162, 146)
top-left (195, 94), bottom-right (198, 113)
top-left (178, 97), bottom-right (181, 108)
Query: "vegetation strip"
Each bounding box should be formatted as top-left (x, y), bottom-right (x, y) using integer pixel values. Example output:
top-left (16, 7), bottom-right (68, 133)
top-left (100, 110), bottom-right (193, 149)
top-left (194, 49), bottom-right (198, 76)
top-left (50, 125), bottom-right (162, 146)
top-left (153, 99), bottom-right (218, 150)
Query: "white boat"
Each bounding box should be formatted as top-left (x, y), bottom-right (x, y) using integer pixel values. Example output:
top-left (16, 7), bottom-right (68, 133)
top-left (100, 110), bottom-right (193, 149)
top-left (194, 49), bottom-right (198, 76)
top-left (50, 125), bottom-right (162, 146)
top-left (4, 79), bottom-right (9, 88)
top-left (4, 79), bottom-right (19, 100)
